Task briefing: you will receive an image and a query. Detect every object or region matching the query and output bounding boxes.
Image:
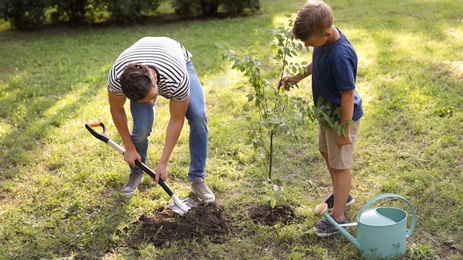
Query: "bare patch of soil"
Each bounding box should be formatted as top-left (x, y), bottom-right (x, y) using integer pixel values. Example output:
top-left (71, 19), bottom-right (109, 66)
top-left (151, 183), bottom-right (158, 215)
top-left (127, 202), bottom-right (229, 247)
top-left (248, 204), bottom-right (297, 226)
top-left (125, 202), bottom-right (298, 248)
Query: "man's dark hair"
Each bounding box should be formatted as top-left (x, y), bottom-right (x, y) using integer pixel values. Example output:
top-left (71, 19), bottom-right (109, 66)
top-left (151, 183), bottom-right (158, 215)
top-left (119, 64), bottom-right (153, 101)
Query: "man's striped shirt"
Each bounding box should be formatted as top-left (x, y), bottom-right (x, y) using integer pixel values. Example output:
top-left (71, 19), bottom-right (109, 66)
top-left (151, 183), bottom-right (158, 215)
top-left (108, 37), bottom-right (192, 102)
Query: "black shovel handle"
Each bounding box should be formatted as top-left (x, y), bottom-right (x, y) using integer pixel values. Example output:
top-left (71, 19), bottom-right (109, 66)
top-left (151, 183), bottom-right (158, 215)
top-left (85, 122), bottom-right (174, 197)
top-left (85, 121), bottom-right (109, 143)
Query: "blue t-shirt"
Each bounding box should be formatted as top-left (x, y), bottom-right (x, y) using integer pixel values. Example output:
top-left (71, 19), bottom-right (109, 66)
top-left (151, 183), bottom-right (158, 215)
top-left (312, 28), bottom-right (363, 121)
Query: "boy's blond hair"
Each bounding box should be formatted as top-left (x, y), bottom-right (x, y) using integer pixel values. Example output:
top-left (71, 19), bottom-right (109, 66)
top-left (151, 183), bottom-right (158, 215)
top-left (292, 0), bottom-right (334, 41)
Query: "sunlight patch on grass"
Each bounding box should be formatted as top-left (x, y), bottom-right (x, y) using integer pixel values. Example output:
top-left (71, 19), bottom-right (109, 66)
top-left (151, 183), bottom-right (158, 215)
top-left (444, 25), bottom-right (462, 43)
top-left (42, 84), bottom-right (89, 121)
top-left (271, 14), bottom-right (293, 28)
top-left (450, 60), bottom-right (463, 79)
top-left (348, 29), bottom-right (377, 72)
top-left (0, 122), bottom-right (11, 137)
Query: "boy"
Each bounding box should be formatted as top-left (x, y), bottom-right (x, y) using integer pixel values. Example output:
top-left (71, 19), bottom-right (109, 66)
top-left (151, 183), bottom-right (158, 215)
top-left (280, 0), bottom-right (363, 237)
top-left (107, 37), bottom-right (215, 203)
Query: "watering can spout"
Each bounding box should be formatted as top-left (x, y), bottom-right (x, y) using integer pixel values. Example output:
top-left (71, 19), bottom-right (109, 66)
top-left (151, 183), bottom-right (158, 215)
top-left (325, 214), bottom-right (361, 250)
top-left (313, 203), bottom-right (361, 250)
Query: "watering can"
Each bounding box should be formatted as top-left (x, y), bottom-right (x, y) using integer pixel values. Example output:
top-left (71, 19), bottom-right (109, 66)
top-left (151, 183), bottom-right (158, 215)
top-left (314, 193), bottom-right (417, 259)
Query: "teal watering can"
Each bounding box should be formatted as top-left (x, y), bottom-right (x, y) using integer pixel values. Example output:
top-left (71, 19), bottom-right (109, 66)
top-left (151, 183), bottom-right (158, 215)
top-left (314, 194), bottom-right (417, 259)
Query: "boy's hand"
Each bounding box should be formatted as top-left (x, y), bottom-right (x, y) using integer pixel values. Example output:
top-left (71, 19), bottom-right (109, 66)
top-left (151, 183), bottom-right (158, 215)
top-left (336, 134), bottom-right (352, 147)
top-left (278, 76), bottom-right (295, 91)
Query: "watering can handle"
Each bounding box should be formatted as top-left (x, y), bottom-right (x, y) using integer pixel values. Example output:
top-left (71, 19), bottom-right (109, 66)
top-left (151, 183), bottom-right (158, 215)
top-left (359, 193), bottom-right (417, 238)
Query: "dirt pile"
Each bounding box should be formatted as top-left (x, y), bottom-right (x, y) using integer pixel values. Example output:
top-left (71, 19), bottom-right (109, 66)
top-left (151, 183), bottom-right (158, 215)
top-left (127, 202), bottom-right (297, 248)
top-left (129, 202), bottom-right (229, 246)
top-left (248, 204), bottom-right (297, 226)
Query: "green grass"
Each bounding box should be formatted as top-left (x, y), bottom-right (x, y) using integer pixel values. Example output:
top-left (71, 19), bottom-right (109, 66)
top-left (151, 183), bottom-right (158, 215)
top-left (1, 0), bottom-right (463, 259)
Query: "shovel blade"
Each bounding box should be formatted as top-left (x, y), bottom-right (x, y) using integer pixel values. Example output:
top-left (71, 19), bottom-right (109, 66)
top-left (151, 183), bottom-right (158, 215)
top-left (168, 197), bottom-right (198, 215)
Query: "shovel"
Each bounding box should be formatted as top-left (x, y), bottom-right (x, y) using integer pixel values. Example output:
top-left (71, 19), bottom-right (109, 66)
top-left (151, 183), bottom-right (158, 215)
top-left (85, 121), bottom-right (197, 215)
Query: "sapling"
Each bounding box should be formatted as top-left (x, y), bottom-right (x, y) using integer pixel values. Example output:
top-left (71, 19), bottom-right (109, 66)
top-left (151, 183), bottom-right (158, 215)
top-left (219, 19), bottom-right (312, 209)
top-left (219, 18), bottom-right (353, 209)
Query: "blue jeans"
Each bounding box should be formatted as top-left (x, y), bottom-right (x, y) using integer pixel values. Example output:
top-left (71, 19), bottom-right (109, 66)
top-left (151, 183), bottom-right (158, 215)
top-left (129, 62), bottom-right (208, 181)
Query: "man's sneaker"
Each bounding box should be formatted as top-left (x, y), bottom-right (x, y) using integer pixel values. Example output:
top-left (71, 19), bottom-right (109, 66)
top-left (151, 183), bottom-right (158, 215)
top-left (324, 193), bottom-right (355, 210)
top-left (191, 178), bottom-right (215, 203)
top-left (316, 214), bottom-right (347, 237)
top-left (121, 172), bottom-right (144, 196)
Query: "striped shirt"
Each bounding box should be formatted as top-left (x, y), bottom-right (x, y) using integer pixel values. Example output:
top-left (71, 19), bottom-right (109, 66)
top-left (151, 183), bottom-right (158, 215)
top-left (108, 37), bottom-right (192, 102)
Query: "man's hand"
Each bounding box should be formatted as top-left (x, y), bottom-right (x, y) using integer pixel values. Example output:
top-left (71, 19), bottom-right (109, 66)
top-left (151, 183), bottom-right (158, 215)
top-left (124, 149), bottom-right (141, 168)
top-left (154, 163), bottom-right (167, 183)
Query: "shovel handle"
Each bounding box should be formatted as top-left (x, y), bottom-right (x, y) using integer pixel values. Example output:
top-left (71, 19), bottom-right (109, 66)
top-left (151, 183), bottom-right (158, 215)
top-left (85, 122), bottom-right (174, 197)
top-left (134, 160), bottom-right (174, 197)
top-left (85, 122), bottom-right (109, 143)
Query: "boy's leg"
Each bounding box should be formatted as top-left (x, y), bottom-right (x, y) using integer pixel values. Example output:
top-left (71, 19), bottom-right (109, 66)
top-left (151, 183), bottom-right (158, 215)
top-left (319, 125), bottom-right (355, 211)
top-left (331, 168), bottom-right (351, 221)
top-left (321, 121), bottom-right (360, 218)
top-left (316, 121), bottom-right (360, 236)
top-left (320, 151), bottom-right (351, 222)
top-left (320, 152), bottom-right (335, 190)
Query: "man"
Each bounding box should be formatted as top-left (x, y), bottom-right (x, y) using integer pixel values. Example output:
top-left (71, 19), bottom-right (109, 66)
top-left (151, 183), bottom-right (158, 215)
top-left (107, 36), bottom-right (215, 202)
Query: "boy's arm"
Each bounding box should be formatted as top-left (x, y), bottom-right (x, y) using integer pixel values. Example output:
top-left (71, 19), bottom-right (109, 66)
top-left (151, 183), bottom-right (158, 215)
top-left (279, 63), bottom-right (313, 89)
top-left (337, 89), bottom-right (355, 146)
top-left (294, 62), bottom-right (313, 81)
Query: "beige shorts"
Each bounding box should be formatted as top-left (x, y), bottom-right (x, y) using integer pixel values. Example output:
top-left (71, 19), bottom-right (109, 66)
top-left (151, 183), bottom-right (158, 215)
top-left (318, 120), bottom-right (360, 170)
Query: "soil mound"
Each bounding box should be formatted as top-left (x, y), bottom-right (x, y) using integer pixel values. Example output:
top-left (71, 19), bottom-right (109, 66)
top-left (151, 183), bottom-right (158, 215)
top-left (126, 202), bottom-right (298, 248)
top-left (248, 204), bottom-right (297, 226)
top-left (129, 202), bottom-right (229, 246)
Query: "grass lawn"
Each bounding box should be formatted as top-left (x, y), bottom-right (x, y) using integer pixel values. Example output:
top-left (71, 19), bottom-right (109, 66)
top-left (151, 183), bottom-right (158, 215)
top-left (1, 0), bottom-right (463, 259)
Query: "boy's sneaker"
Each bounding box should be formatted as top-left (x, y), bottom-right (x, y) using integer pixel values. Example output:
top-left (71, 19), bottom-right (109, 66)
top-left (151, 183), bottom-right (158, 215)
top-left (121, 172), bottom-right (144, 196)
top-left (191, 178), bottom-right (215, 203)
top-left (324, 193), bottom-right (355, 210)
top-left (316, 214), bottom-right (347, 237)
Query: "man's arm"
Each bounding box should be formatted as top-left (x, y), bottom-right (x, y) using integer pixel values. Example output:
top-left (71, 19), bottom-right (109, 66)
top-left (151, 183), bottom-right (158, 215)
top-left (108, 89), bottom-right (140, 166)
top-left (154, 96), bottom-right (190, 183)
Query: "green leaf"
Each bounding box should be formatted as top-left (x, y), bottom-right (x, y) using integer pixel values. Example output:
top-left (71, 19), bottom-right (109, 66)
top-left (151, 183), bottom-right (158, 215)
top-left (341, 126), bottom-right (347, 137)
top-left (336, 125), bottom-right (343, 136)
top-left (345, 120), bottom-right (354, 126)
top-left (247, 93), bottom-right (254, 102)
top-left (270, 197), bottom-right (276, 209)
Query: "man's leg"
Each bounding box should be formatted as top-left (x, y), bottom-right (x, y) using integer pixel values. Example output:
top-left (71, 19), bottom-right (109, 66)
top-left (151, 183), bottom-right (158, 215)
top-left (185, 62), bottom-right (215, 202)
top-left (121, 101), bottom-right (155, 195)
top-left (185, 62), bottom-right (208, 181)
